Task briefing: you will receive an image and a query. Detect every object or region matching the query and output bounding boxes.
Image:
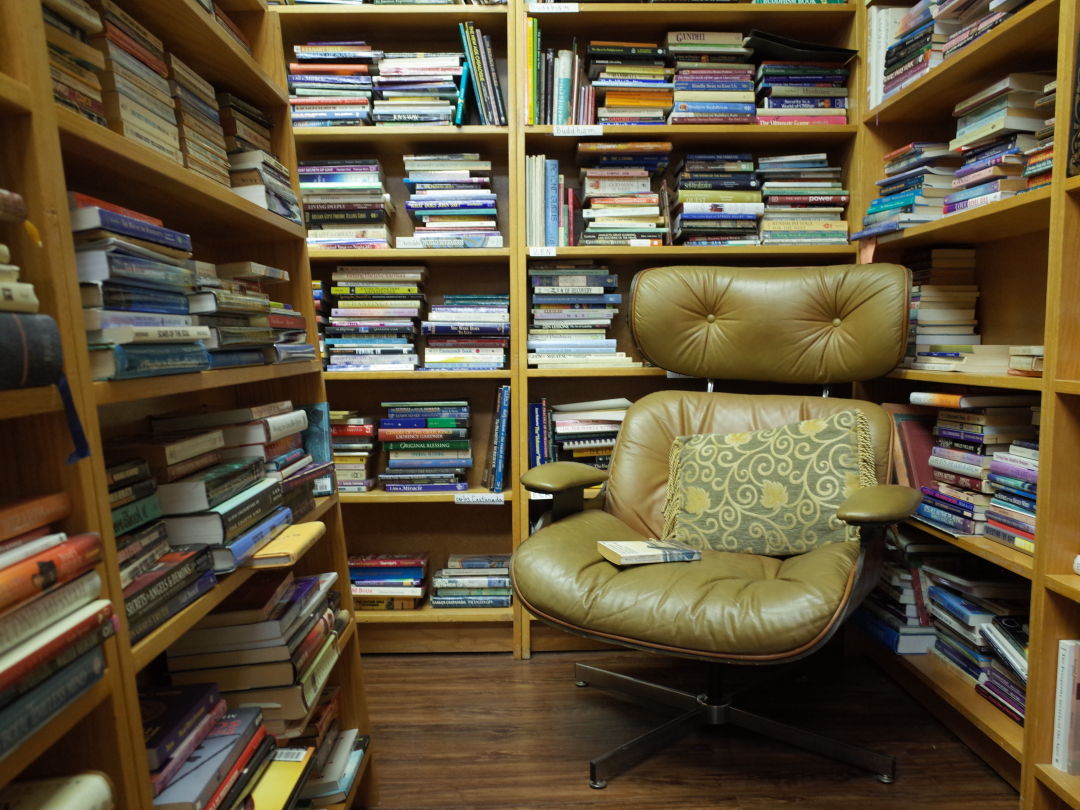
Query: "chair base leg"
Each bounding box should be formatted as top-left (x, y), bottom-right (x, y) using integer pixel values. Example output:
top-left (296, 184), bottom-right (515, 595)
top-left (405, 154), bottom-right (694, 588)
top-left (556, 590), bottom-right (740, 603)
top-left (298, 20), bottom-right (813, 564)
top-left (576, 663), bottom-right (896, 789)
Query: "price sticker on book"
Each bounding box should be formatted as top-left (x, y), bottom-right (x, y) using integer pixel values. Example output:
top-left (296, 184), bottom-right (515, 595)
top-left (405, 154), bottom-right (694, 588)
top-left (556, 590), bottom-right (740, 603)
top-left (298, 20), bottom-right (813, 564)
top-left (628, 239), bottom-right (657, 247)
top-left (529, 246), bottom-right (557, 257)
top-left (553, 124), bottom-right (603, 137)
top-left (454, 492), bottom-right (506, 506)
top-left (528, 2), bottom-right (579, 11)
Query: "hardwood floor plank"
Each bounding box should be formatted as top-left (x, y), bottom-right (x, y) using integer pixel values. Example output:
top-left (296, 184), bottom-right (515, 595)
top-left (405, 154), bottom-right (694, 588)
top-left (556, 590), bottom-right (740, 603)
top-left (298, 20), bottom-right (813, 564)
top-left (361, 650), bottom-right (1018, 809)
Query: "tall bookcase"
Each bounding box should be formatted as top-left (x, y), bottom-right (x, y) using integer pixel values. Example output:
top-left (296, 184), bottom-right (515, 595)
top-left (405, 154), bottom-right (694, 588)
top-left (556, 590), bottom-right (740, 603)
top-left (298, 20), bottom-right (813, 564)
top-left (0, 2), bottom-right (376, 807)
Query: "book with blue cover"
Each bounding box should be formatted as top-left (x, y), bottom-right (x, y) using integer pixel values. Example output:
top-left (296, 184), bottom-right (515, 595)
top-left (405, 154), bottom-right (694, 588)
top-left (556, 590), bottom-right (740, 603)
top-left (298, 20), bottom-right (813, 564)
top-left (69, 206), bottom-right (194, 252)
top-left (89, 343), bottom-right (210, 381)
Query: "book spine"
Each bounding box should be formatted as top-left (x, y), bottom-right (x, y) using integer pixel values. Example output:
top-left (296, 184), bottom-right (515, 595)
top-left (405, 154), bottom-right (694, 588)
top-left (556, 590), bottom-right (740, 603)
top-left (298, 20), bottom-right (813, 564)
top-left (0, 314), bottom-right (62, 389)
top-left (0, 533), bottom-right (101, 612)
top-left (1054, 641), bottom-right (1079, 769)
top-left (130, 569), bottom-right (217, 644)
top-left (124, 548), bottom-right (211, 617)
top-left (112, 493), bottom-right (163, 536)
top-left (916, 501), bottom-right (980, 534)
top-left (0, 570), bottom-right (101, 655)
top-left (0, 600), bottom-right (113, 693)
top-left (150, 698), bottom-right (228, 796)
top-left (221, 507), bottom-right (292, 570)
top-left (429, 594), bottom-right (511, 608)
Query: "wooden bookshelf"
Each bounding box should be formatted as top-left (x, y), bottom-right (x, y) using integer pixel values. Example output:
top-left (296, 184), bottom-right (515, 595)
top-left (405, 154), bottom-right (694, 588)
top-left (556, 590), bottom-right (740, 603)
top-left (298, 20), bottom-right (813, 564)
top-left (1035, 765), bottom-right (1080, 810)
top-left (886, 369), bottom-right (1046, 391)
top-left (340, 487), bottom-right (514, 504)
top-left (0, 72), bottom-right (31, 114)
top-left (906, 519), bottom-right (1035, 580)
top-left (355, 604), bottom-right (514, 624)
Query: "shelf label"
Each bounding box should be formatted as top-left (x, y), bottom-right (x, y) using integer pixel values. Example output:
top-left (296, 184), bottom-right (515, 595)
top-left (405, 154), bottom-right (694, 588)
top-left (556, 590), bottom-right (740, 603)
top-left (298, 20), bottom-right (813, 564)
top-left (455, 492), bottom-right (506, 506)
top-left (552, 124), bottom-right (602, 137)
top-left (529, 246), bottom-right (557, 257)
top-left (528, 2), bottom-right (579, 11)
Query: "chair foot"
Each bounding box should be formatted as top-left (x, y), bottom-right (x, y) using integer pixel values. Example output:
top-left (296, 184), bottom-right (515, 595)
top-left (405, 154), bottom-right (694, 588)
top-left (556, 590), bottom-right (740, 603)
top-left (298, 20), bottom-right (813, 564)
top-left (878, 774), bottom-right (895, 784)
top-left (589, 706), bottom-right (706, 789)
top-left (589, 779), bottom-right (607, 790)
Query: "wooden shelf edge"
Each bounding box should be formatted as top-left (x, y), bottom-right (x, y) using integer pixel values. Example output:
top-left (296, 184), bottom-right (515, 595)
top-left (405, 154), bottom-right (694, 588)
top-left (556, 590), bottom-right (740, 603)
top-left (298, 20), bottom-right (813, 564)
top-left (886, 369), bottom-right (1046, 391)
top-left (354, 605), bottom-right (514, 623)
top-left (0, 385), bottom-right (64, 420)
top-left (294, 126), bottom-right (510, 142)
top-left (323, 370), bottom-right (512, 381)
top-left (131, 568), bottom-right (258, 671)
top-left (545, 1), bottom-right (855, 12)
top-left (1054, 379), bottom-right (1080, 395)
top-left (535, 244), bottom-right (859, 257)
top-left (905, 519), bottom-right (1034, 579)
top-left (304, 494), bottom-right (340, 523)
top-left (1045, 574), bottom-right (1080, 604)
top-left (308, 248), bottom-right (511, 260)
top-left (526, 124), bottom-right (858, 136)
top-left (272, 3), bottom-right (508, 16)
top-left (527, 367), bottom-right (669, 377)
top-left (339, 488), bottom-right (512, 504)
top-left (0, 71), bottom-right (32, 115)
top-left (1034, 764), bottom-right (1080, 810)
top-left (94, 361), bottom-right (323, 406)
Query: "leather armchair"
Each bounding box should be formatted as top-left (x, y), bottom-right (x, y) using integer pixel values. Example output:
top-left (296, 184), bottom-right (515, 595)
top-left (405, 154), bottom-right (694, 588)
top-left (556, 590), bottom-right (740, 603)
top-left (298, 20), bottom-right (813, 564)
top-left (511, 264), bottom-right (920, 788)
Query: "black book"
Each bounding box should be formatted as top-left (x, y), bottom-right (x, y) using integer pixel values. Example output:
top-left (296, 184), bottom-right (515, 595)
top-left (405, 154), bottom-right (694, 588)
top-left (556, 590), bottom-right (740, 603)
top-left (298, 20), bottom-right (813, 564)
top-left (0, 313), bottom-right (62, 391)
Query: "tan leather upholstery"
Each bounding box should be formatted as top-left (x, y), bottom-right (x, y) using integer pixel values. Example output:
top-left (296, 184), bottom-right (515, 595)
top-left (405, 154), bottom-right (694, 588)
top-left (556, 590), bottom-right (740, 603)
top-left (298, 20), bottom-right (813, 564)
top-left (629, 264), bottom-right (910, 383)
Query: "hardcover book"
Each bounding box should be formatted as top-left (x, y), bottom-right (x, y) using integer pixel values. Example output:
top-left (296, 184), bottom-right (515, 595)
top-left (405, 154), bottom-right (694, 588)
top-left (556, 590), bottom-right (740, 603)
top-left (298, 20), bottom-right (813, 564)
top-left (596, 538), bottom-right (701, 565)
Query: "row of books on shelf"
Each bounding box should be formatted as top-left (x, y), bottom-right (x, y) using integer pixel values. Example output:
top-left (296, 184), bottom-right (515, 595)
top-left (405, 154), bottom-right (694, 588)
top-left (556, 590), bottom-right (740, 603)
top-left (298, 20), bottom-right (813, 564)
top-left (853, 73), bottom-right (1054, 241)
top-left (526, 145), bottom-right (849, 247)
top-left (527, 396), bottom-right (631, 478)
top-left (43, 0), bottom-right (301, 224)
top-left (855, 526), bottom-right (1030, 725)
top-left (350, 552), bottom-right (513, 609)
top-left (329, 396), bottom-right (510, 494)
top-left (526, 27), bottom-right (854, 127)
top-left (288, 27), bottom-right (505, 128)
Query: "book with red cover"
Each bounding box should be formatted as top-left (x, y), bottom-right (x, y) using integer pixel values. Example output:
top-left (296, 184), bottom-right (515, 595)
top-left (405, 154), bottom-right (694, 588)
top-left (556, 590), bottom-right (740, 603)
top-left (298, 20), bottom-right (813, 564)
top-left (882, 403), bottom-right (937, 490)
top-left (0, 493), bottom-right (72, 544)
top-left (348, 553), bottom-right (429, 568)
top-left (0, 532), bottom-right (101, 613)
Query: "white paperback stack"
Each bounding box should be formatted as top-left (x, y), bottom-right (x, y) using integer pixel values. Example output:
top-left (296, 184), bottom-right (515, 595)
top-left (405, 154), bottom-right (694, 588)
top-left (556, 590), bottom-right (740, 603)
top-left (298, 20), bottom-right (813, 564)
top-left (399, 153), bottom-right (503, 249)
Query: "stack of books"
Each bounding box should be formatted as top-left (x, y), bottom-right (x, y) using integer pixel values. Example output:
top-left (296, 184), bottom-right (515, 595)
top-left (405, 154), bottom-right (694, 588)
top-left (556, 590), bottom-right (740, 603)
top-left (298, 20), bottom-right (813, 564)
top-left (295, 728), bottom-right (369, 807)
top-left (666, 153), bottom-right (762, 246)
top-left (1008, 345), bottom-right (1044, 377)
top-left (576, 141), bottom-right (673, 246)
top-left (1021, 79), bottom-right (1055, 193)
top-left (755, 60), bottom-right (849, 125)
top-left (430, 559), bottom-right (512, 608)
top-left (168, 54), bottom-right (231, 187)
top-left (329, 411), bottom-right (376, 494)
top-left (902, 247), bottom-right (982, 368)
top-left (527, 397), bottom-right (631, 472)
top-left (218, 93), bottom-right (274, 160)
top-left (0, 493), bottom-right (111, 760)
top-left (665, 31), bottom-right (754, 125)
top-left (984, 407), bottom-right (1039, 554)
top-left (227, 149), bottom-right (303, 224)
top-left (323, 264), bottom-right (425, 372)
top-left (400, 153), bottom-right (502, 249)
top-left (421, 294), bottom-right (510, 370)
top-left (458, 21), bottom-right (507, 126)
top-left (301, 158), bottom-right (394, 251)
top-left (527, 261), bottom-right (624, 368)
top-left (288, 40), bottom-right (377, 127)
top-left (372, 49), bottom-right (463, 127)
top-left (881, 0), bottom-right (959, 101)
top-left (376, 400), bottom-right (472, 493)
top-left (42, 0), bottom-right (106, 125)
top-left (853, 558), bottom-right (937, 655)
top-left (349, 553), bottom-right (429, 610)
top-left (589, 39), bottom-right (672, 126)
top-left (324, 266), bottom-right (423, 371)
top-left (978, 614), bottom-right (1029, 724)
top-left (937, 0), bottom-right (1029, 62)
top-left (758, 153), bottom-right (849, 245)
top-left (851, 142), bottom-right (959, 240)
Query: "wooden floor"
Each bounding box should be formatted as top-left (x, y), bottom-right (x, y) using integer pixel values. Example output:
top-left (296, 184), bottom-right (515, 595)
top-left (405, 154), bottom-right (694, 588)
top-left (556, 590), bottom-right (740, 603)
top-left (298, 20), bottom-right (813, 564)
top-left (360, 648), bottom-right (1019, 809)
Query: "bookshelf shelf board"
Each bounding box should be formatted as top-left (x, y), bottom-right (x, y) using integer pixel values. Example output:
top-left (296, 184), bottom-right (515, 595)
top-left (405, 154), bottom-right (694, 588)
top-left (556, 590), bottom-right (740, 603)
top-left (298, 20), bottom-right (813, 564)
top-left (1054, 379), bottom-right (1080, 395)
top-left (93, 360), bottom-right (322, 406)
top-left (294, 126), bottom-right (510, 144)
top-left (56, 109), bottom-right (306, 243)
top-left (1065, 175), bottom-right (1080, 195)
top-left (120, 0), bottom-right (287, 107)
top-left (906, 519), bottom-right (1034, 579)
top-left (339, 487), bottom-right (513, 504)
top-left (862, 0), bottom-right (1058, 125)
top-left (873, 187), bottom-right (1052, 249)
top-left (0, 72), bottom-right (32, 115)
top-left (354, 604), bottom-right (514, 624)
top-left (0, 385), bottom-right (64, 420)
top-left (335, 617), bottom-right (357, 653)
top-left (527, 367), bottom-right (670, 378)
top-left (324, 370), bottom-right (512, 381)
top-left (527, 3), bottom-right (853, 31)
top-left (526, 124), bottom-right (858, 141)
top-left (1034, 764), bottom-right (1080, 810)
top-left (271, 3), bottom-right (506, 39)
top-left (886, 369), bottom-right (1045, 391)
top-left (535, 244), bottom-right (858, 258)
top-left (1044, 575), bottom-right (1080, 604)
top-left (0, 675), bottom-right (113, 790)
top-left (131, 568), bottom-right (258, 672)
top-left (304, 494), bottom-right (340, 524)
top-left (309, 248), bottom-right (512, 261)
top-left (864, 644), bottom-right (1023, 760)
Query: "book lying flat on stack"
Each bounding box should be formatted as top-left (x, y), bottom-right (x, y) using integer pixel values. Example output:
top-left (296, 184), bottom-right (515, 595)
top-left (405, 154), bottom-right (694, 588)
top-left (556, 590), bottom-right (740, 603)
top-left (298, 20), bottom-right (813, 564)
top-left (228, 149), bottom-right (303, 224)
top-left (376, 400), bottom-right (472, 492)
top-left (421, 294), bottom-right (509, 370)
top-left (167, 53), bottom-right (231, 187)
top-left (400, 153), bottom-right (502, 249)
top-left (851, 143), bottom-right (960, 240)
top-left (527, 397), bottom-right (632, 474)
top-left (900, 246), bottom-right (978, 366)
top-left (372, 48), bottom-right (463, 127)
top-left (757, 152), bottom-right (848, 245)
top-left (330, 411), bottom-right (376, 493)
top-left (302, 159), bottom-right (394, 250)
top-left (350, 553), bottom-right (429, 609)
top-left (667, 153), bottom-right (762, 246)
top-left (430, 562), bottom-right (511, 608)
top-left (666, 31), bottom-right (754, 125)
top-left (288, 39), bottom-right (377, 127)
top-left (576, 141), bottom-right (673, 246)
top-left (325, 266), bottom-right (423, 371)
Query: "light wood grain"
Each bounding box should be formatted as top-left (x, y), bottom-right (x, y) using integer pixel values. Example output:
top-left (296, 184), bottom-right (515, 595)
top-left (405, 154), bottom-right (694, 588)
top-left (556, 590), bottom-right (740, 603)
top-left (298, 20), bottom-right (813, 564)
top-left (0, 71), bottom-right (31, 114)
top-left (1034, 764), bottom-right (1080, 810)
top-left (905, 520), bottom-right (1034, 579)
top-left (93, 360), bottom-right (323, 405)
top-left (886, 369), bottom-right (1045, 391)
top-left (355, 605), bottom-right (514, 624)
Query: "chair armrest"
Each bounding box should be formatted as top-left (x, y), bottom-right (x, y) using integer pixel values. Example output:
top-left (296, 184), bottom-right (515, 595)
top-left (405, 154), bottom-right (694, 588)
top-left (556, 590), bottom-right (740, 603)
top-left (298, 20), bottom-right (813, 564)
top-left (520, 461), bottom-right (609, 494)
top-left (837, 485), bottom-right (921, 526)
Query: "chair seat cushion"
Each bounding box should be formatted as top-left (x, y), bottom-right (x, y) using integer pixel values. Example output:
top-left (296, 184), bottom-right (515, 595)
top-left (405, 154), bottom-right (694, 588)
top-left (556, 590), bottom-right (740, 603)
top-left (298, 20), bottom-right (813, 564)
top-left (511, 508), bottom-right (859, 659)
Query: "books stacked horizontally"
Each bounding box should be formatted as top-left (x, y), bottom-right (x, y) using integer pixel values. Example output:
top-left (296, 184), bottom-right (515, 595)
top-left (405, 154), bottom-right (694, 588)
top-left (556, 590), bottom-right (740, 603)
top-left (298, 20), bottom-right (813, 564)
top-left (421, 294), bottom-right (509, 370)
top-left (330, 411), bottom-right (376, 494)
top-left (349, 553), bottom-right (429, 610)
top-left (376, 400), bottom-right (472, 493)
top-left (881, 0), bottom-right (959, 100)
top-left (401, 153), bottom-right (502, 249)
top-left (667, 152), bottom-right (762, 246)
top-left (588, 39), bottom-right (672, 126)
top-left (1009, 345), bottom-right (1044, 377)
top-left (288, 40), bottom-right (376, 127)
top-left (228, 149), bottom-right (303, 224)
top-left (577, 141), bottom-right (673, 246)
top-left (219, 92), bottom-right (274, 159)
top-left (908, 390), bottom-right (1039, 539)
top-left (0, 492), bottom-right (111, 761)
top-left (755, 60), bottom-right (848, 125)
top-left (851, 142), bottom-right (959, 241)
top-left (983, 406), bottom-right (1039, 554)
top-left (937, 0), bottom-right (1030, 62)
top-left (527, 261), bottom-right (623, 368)
top-left (325, 266), bottom-right (423, 371)
top-left (665, 31), bottom-right (754, 125)
top-left (42, 0), bottom-right (106, 124)
top-left (164, 568), bottom-right (345, 736)
top-left (901, 246), bottom-right (981, 367)
top-left (758, 153), bottom-right (848, 245)
top-left (527, 397), bottom-right (631, 473)
top-left (1020, 78), bottom-right (1055, 193)
top-left (430, 557), bottom-right (511, 609)
top-left (301, 158), bottom-right (394, 250)
top-left (458, 21), bottom-right (507, 126)
top-left (91, 0), bottom-right (183, 163)
top-left (167, 53), bottom-right (231, 187)
top-left (324, 264), bottom-right (425, 372)
top-left (371, 48), bottom-right (462, 127)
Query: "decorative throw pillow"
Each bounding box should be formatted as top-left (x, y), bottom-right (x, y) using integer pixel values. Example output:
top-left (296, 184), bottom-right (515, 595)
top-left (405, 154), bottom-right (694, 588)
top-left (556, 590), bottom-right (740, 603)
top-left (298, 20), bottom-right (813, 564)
top-left (661, 408), bottom-right (875, 556)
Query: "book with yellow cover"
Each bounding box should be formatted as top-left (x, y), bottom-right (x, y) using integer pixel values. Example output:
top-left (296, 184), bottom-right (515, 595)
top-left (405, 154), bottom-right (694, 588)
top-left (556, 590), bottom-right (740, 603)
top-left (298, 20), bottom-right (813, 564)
top-left (248, 521), bottom-right (326, 569)
top-left (247, 747), bottom-right (314, 810)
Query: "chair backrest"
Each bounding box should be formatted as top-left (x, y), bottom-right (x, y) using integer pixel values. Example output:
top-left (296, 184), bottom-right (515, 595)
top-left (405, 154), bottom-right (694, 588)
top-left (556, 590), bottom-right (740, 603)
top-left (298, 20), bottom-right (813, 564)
top-left (628, 264), bottom-right (910, 383)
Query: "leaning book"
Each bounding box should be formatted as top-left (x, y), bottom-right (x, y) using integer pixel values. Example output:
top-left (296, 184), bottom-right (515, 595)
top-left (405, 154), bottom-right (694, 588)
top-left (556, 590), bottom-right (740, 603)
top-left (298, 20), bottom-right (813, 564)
top-left (596, 539), bottom-right (701, 566)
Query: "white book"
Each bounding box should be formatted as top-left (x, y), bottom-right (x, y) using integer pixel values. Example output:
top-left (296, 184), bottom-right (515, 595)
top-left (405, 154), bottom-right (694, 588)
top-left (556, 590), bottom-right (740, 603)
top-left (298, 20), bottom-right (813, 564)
top-left (1054, 639), bottom-right (1080, 772)
top-left (596, 539), bottom-right (701, 566)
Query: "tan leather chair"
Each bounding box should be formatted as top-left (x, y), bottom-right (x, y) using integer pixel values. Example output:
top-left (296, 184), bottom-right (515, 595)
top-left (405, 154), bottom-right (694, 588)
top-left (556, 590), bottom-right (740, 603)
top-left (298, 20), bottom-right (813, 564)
top-left (511, 264), bottom-right (921, 788)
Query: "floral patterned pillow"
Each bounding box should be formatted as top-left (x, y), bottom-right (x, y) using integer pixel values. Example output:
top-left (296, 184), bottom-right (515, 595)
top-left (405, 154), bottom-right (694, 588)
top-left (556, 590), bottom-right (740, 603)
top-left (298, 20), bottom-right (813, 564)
top-left (661, 408), bottom-right (875, 556)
